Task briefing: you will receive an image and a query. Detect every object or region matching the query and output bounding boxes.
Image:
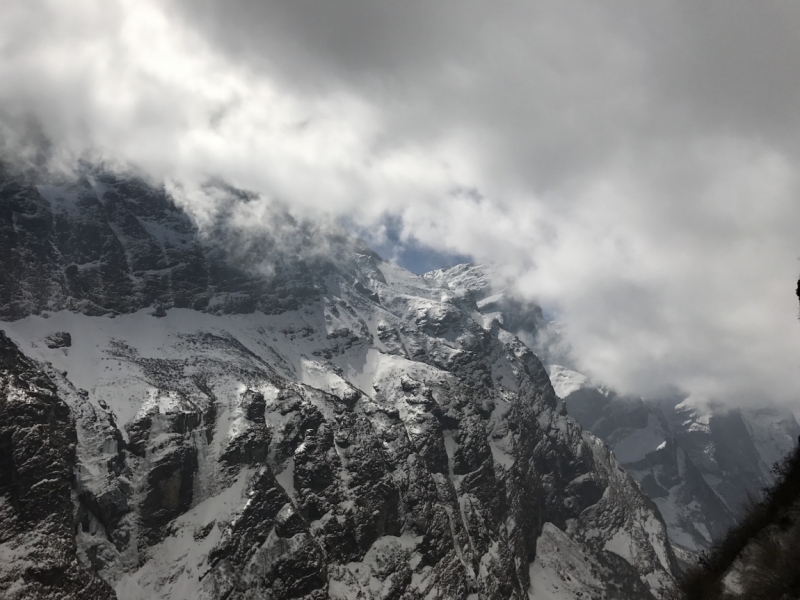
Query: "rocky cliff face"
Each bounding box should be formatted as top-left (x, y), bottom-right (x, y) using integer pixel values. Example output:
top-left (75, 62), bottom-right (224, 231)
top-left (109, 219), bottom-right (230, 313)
top-left (0, 168), bottom-right (677, 599)
top-left (430, 264), bottom-right (800, 569)
top-left (0, 331), bottom-right (115, 599)
top-left (0, 166), bottom-right (357, 320)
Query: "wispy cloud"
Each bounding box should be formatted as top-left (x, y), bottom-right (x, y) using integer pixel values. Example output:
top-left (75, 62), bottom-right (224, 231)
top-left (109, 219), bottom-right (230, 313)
top-left (2, 0), bottom-right (800, 405)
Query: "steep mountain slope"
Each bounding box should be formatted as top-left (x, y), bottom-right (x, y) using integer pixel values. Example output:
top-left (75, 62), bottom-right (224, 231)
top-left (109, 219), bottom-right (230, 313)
top-left (0, 169), bottom-right (678, 599)
top-left (430, 263), bottom-right (800, 568)
top-left (680, 440), bottom-right (800, 600)
top-left (0, 331), bottom-right (116, 600)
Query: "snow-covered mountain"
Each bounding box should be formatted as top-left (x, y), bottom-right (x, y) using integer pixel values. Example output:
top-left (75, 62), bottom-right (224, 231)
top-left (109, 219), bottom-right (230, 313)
top-left (0, 168), bottom-right (678, 599)
top-left (431, 264), bottom-right (800, 568)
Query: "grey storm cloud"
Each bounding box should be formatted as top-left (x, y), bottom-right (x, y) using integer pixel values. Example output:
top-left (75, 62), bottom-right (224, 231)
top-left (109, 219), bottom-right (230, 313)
top-left (2, 0), bottom-right (800, 407)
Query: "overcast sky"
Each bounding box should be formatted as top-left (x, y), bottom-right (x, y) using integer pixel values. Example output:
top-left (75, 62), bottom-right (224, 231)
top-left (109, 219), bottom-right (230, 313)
top-left (3, 0), bottom-right (800, 407)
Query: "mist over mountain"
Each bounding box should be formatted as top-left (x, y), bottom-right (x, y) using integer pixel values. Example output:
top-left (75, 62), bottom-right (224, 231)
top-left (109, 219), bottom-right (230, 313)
top-left (3, 0), bottom-right (800, 409)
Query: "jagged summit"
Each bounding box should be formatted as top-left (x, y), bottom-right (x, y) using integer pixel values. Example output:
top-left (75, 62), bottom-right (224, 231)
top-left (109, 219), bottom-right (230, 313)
top-left (434, 263), bottom-right (800, 569)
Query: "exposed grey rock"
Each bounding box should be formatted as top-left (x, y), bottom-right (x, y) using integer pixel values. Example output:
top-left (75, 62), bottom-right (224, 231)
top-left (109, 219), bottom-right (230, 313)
top-left (45, 331), bottom-right (72, 348)
top-left (0, 331), bottom-right (115, 600)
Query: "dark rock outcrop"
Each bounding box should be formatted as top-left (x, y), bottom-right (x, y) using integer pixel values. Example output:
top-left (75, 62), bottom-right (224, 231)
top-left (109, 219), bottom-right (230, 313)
top-left (0, 331), bottom-right (115, 599)
top-left (45, 331), bottom-right (72, 348)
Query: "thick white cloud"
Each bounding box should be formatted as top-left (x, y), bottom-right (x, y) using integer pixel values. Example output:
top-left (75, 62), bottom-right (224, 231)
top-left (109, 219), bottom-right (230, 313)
top-left (2, 0), bottom-right (800, 405)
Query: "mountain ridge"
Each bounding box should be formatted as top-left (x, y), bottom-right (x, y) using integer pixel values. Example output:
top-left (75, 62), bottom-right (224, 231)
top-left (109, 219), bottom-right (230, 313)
top-left (430, 263), bottom-right (800, 569)
top-left (0, 168), bottom-right (677, 599)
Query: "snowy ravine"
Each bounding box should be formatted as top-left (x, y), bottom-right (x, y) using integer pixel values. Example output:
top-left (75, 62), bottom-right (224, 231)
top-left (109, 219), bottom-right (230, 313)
top-left (430, 264), bottom-right (800, 569)
top-left (0, 168), bottom-right (677, 599)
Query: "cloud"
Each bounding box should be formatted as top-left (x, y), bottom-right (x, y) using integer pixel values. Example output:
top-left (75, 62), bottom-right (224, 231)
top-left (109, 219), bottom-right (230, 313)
top-left (2, 0), bottom-right (800, 406)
